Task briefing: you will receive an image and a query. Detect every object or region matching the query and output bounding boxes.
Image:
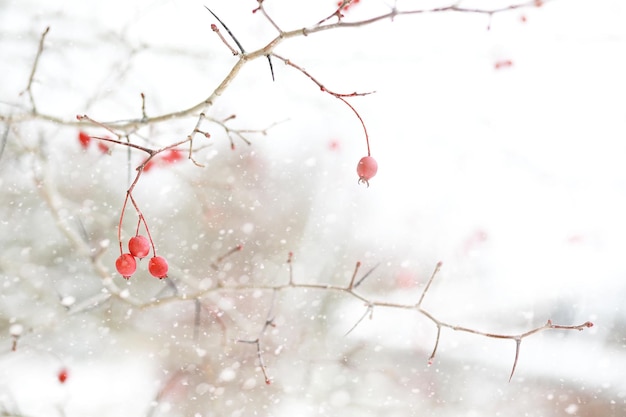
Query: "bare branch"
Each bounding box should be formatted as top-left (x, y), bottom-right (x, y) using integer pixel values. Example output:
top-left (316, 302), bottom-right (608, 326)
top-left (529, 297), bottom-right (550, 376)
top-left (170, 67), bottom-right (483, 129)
top-left (205, 6), bottom-right (245, 54)
top-left (286, 251), bottom-right (294, 285)
top-left (140, 92), bottom-right (148, 121)
top-left (271, 53), bottom-right (373, 155)
top-left (211, 244), bottom-right (244, 270)
top-left (236, 290), bottom-right (278, 384)
top-left (417, 261), bottom-right (443, 307)
top-left (344, 304), bottom-right (373, 336)
top-left (353, 263), bottom-right (379, 289)
top-left (509, 338), bottom-right (522, 382)
top-left (19, 26), bottom-right (50, 113)
top-left (211, 23), bottom-right (240, 56)
top-left (347, 261), bottom-right (361, 289)
top-left (428, 325), bottom-right (442, 365)
top-left (0, 122), bottom-right (9, 162)
top-left (253, 0), bottom-right (284, 34)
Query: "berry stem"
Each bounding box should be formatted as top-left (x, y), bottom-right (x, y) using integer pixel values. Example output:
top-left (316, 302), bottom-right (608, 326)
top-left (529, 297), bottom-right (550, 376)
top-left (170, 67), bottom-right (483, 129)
top-left (271, 54), bottom-right (373, 156)
top-left (127, 192), bottom-right (157, 256)
top-left (118, 192), bottom-right (131, 255)
top-left (336, 95), bottom-right (371, 156)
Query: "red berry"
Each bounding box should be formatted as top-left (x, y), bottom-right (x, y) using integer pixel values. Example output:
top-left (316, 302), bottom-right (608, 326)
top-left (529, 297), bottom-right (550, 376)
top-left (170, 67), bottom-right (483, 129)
top-left (115, 253), bottom-right (137, 279)
top-left (148, 256), bottom-right (168, 279)
top-left (128, 235), bottom-right (150, 259)
top-left (78, 131), bottom-right (91, 149)
top-left (161, 149), bottom-right (183, 164)
top-left (357, 156), bottom-right (378, 186)
top-left (58, 368), bottom-right (68, 384)
top-left (97, 142), bottom-right (110, 154)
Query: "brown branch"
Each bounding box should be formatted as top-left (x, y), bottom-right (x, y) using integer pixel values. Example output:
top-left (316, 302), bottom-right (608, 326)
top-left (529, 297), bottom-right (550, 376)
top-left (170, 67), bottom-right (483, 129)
top-left (344, 304), bottom-right (373, 336)
top-left (19, 26), bottom-right (50, 114)
top-left (317, 0), bottom-right (353, 25)
top-left (236, 290), bottom-right (277, 384)
top-left (510, 338), bottom-right (522, 382)
top-left (0, 122), bottom-right (9, 162)
top-left (347, 261), bottom-right (361, 289)
top-left (253, 0), bottom-right (283, 34)
top-left (210, 244), bottom-right (244, 270)
top-left (211, 23), bottom-right (240, 56)
top-left (428, 325), bottom-right (442, 365)
top-left (417, 261), bottom-right (443, 307)
top-left (286, 251), bottom-right (294, 285)
top-left (131, 260), bottom-right (592, 381)
top-left (353, 263), bottom-right (379, 289)
top-left (5, 1), bottom-right (549, 131)
top-left (140, 92), bottom-right (148, 121)
top-left (205, 6), bottom-right (245, 54)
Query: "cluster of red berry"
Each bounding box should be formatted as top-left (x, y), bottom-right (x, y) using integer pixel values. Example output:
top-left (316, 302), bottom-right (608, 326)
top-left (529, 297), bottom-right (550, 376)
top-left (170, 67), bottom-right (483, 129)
top-left (115, 235), bottom-right (168, 279)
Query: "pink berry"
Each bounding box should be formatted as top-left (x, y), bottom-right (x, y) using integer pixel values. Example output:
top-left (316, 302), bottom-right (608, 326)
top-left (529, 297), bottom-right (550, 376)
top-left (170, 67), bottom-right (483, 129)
top-left (148, 256), bottom-right (169, 279)
top-left (115, 253), bottom-right (137, 279)
top-left (357, 156), bottom-right (378, 186)
top-left (128, 235), bottom-right (150, 259)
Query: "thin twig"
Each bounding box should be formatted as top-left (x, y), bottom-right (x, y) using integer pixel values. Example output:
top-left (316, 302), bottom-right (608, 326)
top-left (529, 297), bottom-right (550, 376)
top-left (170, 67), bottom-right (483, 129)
top-left (204, 6), bottom-right (245, 54)
top-left (266, 55), bottom-right (275, 81)
top-left (317, 0), bottom-right (352, 25)
top-left (344, 304), bottom-right (373, 336)
top-left (254, 0), bottom-right (283, 34)
top-left (20, 26), bottom-right (50, 113)
top-left (0, 122), bottom-right (9, 162)
top-left (211, 244), bottom-right (244, 270)
top-left (428, 325), bottom-right (441, 365)
top-left (193, 298), bottom-right (202, 342)
top-left (353, 263), bottom-right (379, 289)
top-left (237, 290), bottom-right (278, 384)
top-left (140, 92), bottom-right (147, 121)
top-left (211, 23), bottom-right (239, 56)
top-left (417, 261), bottom-right (443, 307)
top-left (287, 252), bottom-right (294, 285)
top-left (509, 338), bottom-right (522, 382)
top-left (347, 261), bottom-right (361, 289)
top-left (271, 53), bottom-right (374, 155)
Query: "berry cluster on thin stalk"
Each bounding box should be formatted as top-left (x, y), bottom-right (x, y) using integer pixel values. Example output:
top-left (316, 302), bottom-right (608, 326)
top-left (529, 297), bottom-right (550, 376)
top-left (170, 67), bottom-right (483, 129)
top-left (115, 166), bottom-right (170, 279)
top-left (74, 113), bottom-right (180, 281)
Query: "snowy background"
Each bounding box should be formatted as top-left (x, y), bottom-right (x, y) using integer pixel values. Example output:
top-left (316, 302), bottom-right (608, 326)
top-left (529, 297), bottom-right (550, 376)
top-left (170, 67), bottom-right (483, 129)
top-left (0, 0), bottom-right (625, 416)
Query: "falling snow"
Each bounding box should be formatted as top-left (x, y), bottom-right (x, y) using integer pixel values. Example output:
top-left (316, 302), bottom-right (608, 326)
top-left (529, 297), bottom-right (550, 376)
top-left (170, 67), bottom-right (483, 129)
top-left (0, 0), bottom-right (625, 416)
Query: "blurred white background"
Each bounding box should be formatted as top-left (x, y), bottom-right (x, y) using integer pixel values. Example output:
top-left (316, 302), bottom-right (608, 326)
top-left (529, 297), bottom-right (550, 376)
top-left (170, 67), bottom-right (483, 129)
top-left (0, 0), bottom-right (624, 416)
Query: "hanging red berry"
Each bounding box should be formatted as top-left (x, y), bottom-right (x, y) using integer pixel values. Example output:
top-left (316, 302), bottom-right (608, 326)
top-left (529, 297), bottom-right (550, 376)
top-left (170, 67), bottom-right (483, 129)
top-left (148, 256), bottom-right (169, 279)
top-left (357, 156), bottom-right (378, 186)
top-left (115, 253), bottom-right (137, 279)
top-left (128, 235), bottom-right (150, 259)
